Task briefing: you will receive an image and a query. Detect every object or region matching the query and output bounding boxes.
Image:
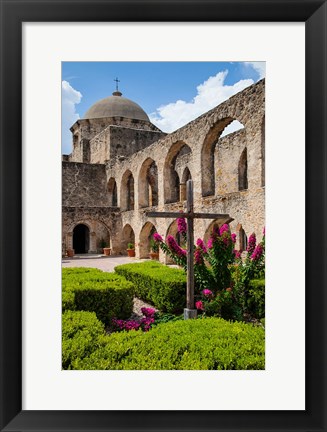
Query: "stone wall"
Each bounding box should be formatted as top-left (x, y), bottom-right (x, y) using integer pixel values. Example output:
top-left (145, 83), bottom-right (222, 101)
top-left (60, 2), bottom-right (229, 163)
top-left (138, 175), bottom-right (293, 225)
top-left (62, 162), bottom-right (110, 207)
top-left (62, 79), bottom-right (265, 260)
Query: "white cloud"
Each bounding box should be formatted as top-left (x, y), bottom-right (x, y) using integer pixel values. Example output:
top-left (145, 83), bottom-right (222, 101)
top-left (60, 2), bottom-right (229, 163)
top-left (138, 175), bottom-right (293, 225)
top-left (62, 80), bottom-right (82, 154)
top-left (245, 62), bottom-right (266, 79)
top-left (149, 71), bottom-right (254, 133)
top-left (221, 120), bottom-right (244, 137)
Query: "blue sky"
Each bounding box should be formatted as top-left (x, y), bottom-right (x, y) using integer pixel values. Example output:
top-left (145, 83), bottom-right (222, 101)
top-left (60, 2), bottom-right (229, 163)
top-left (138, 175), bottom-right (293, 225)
top-left (62, 62), bottom-right (265, 154)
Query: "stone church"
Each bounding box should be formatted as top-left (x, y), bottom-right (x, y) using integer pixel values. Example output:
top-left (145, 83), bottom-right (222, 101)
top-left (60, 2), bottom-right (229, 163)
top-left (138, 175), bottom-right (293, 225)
top-left (62, 79), bottom-right (265, 260)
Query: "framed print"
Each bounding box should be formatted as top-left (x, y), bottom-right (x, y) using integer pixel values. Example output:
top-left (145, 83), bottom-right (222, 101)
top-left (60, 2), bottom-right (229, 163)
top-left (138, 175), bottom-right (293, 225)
top-left (0, 0), bottom-right (326, 431)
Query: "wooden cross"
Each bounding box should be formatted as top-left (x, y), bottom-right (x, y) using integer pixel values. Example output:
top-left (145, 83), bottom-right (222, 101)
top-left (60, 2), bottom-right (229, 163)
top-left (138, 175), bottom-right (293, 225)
top-left (146, 179), bottom-right (233, 319)
top-left (114, 77), bottom-right (120, 91)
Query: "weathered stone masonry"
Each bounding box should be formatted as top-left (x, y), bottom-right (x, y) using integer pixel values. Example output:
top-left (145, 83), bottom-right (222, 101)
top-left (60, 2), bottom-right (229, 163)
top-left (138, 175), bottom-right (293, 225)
top-left (62, 79), bottom-right (265, 259)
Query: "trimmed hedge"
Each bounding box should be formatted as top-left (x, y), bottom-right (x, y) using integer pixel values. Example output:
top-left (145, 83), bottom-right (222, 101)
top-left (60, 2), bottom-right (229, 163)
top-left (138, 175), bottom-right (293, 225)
top-left (62, 268), bottom-right (134, 324)
top-left (115, 261), bottom-right (186, 313)
top-left (248, 279), bottom-right (265, 319)
top-left (62, 310), bottom-right (105, 370)
top-left (68, 317), bottom-right (264, 370)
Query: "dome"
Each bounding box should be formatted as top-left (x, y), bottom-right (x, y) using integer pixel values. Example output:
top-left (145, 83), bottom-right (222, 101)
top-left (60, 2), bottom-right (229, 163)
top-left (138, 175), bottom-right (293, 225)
top-left (83, 91), bottom-right (150, 121)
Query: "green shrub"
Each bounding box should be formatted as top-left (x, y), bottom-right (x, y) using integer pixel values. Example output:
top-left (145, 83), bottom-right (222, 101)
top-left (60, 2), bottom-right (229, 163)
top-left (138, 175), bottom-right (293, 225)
top-left (62, 268), bottom-right (134, 324)
top-left (115, 261), bottom-right (186, 313)
top-left (71, 317), bottom-right (265, 370)
top-left (247, 279), bottom-right (265, 319)
top-left (62, 310), bottom-right (105, 369)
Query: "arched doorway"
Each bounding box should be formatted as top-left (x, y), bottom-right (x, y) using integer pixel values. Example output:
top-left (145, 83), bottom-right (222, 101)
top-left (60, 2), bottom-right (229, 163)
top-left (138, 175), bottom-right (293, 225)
top-left (139, 222), bottom-right (157, 259)
top-left (73, 224), bottom-right (90, 253)
top-left (122, 224), bottom-right (135, 254)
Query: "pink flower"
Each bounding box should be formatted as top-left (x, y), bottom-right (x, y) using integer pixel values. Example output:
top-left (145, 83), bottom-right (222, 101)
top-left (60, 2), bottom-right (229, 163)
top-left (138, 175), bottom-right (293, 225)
top-left (177, 218), bottom-right (187, 235)
top-left (251, 244), bottom-right (263, 261)
top-left (247, 233), bottom-right (256, 254)
top-left (196, 238), bottom-right (207, 253)
top-left (202, 289), bottom-right (213, 297)
top-left (166, 235), bottom-right (187, 257)
top-left (141, 307), bottom-right (156, 318)
top-left (195, 300), bottom-right (204, 311)
top-left (219, 224), bottom-right (229, 235)
top-left (194, 248), bottom-right (204, 265)
top-left (153, 232), bottom-right (163, 242)
top-left (207, 238), bottom-right (214, 249)
top-left (231, 233), bottom-right (237, 243)
top-left (233, 249), bottom-right (242, 259)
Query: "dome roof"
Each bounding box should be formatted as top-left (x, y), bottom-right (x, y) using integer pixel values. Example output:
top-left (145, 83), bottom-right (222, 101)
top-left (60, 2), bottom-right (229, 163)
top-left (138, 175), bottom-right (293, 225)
top-left (83, 91), bottom-right (150, 121)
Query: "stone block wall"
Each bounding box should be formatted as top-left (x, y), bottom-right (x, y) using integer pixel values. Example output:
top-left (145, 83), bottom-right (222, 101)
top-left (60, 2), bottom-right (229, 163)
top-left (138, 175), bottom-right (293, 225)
top-left (62, 162), bottom-right (110, 207)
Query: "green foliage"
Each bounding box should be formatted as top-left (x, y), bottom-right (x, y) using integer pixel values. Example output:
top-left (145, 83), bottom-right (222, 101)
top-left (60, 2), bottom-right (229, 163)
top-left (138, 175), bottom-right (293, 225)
top-left (247, 279), bottom-right (265, 318)
top-left (115, 261), bottom-right (186, 313)
top-left (70, 317), bottom-right (265, 370)
top-left (127, 243), bottom-right (134, 249)
top-left (62, 310), bottom-right (105, 370)
top-left (62, 267), bottom-right (134, 324)
top-left (149, 238), bottom-right (159, 252)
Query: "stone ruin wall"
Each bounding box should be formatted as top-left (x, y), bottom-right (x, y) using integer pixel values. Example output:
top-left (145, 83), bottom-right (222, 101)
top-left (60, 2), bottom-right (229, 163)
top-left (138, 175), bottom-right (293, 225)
top-left (105, 79), bottom-right (265, 259)
top-left (63, 79), bottom-right (265, 259)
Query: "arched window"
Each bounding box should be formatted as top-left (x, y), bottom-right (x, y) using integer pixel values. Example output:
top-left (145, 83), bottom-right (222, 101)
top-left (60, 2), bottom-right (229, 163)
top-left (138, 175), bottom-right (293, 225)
top-left (180, 167), bottom-right (192, 201)
top-left (138, 158), bottom-right (158, 208)
top-left (108, 177), bottom-right (118, 207)
top-left (238, 148), bottom-right (248, 191)
top-left (164, 141), bottom-right (192, 204)
top-left (201, 117), bottom-right (244, 196)
top-left (120, 170), bottom-right (134, 211)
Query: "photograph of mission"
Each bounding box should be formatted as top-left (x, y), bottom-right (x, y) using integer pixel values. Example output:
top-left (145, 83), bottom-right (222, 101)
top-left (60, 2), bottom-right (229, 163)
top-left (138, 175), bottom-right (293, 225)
top-left (62, 62), bottom-right (265, 370)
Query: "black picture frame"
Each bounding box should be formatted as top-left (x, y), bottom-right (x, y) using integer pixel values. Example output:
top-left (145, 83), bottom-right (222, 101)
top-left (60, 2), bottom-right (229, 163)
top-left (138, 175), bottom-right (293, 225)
top-left (0, 1), bottom-right (326, 431)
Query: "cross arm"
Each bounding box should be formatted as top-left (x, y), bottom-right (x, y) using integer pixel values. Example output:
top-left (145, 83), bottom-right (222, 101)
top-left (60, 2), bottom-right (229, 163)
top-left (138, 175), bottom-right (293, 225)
top-left (146, 211), bottom-right (233, 224)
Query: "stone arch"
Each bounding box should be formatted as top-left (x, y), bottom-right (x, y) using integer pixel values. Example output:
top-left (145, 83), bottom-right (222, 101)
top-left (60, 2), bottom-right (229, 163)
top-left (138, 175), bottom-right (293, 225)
top-left (138, 158), bottom-right (158, 208)
top-left (120, 170), bottom-right (135, 211)
top-left (164, 141), bottom-right (192, 204)
top-left (165, 219), bottom-right (185, 264)
top-left (108, 177), bottom-right (118, 207)
top-left (73, 223), bottom-right (90, 253)
top-left (201, 117), bottom-right (244, 196)
top-left (238, 147), bottom-right (248, 191)
top-left (139, 222), bottom-right (157, 259)
top-left (236, 224), bottom-right (248, 252)
top-left (122, 224), bottom-right (135, 253)
top-left (261, 115), bottom-right (265, 187)
top-left (203, 220), bottom-right (221, 246)
top-left (180, 166), bottom-right (192, 201)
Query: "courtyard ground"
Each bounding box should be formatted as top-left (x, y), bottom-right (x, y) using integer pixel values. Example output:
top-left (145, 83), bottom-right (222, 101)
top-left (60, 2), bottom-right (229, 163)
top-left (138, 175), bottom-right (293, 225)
top-left (62, 254), bottom-right (145, 272)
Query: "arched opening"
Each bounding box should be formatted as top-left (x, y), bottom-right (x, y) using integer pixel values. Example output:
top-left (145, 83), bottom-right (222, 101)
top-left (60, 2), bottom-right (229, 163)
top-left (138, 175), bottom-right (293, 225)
top-left (201, 117), bottom-right (244, 197)
top-left (138, 158), bottom-right (158, 208)
top-left (108, 177), bottom-right (118, 207)
top-left (120, 170), bottom-right (134, 211)
top-left (139, 222), bottom-right (157, 259)
top-left (122, 224), bottom-right (135, 254)
top-left (180, 167), bottom-right (192, 201)
top-left (165, 220), bottom-right (185, 264)
top-left (164, 141), bottom-right (192, 204)
top-left (73, 224), bottom-right (90, 254)
top-left (238, 227), bottom-right (248, 252)
top-left (238, 148), bottom-right (248, 191)
top-left (203, 220), bottom-right (221, 246)
top-left (261, 115), bottom-right (265, 187)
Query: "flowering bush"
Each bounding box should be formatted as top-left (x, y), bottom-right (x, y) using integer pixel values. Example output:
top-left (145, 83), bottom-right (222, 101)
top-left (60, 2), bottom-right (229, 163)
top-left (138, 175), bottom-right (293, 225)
top-left (112, 307), bottom-right (157, 333)
top-left (153, 221), bottom-right (265, 321)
